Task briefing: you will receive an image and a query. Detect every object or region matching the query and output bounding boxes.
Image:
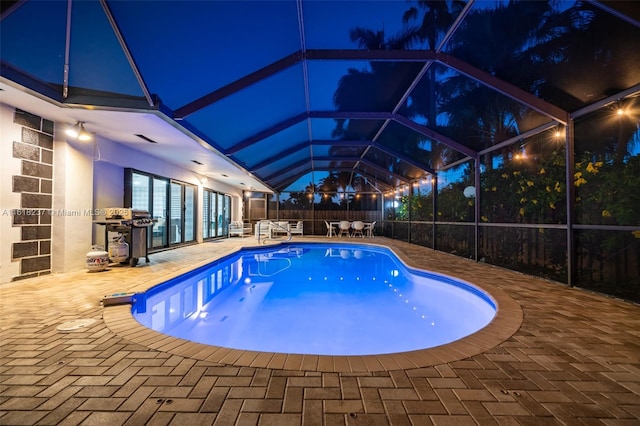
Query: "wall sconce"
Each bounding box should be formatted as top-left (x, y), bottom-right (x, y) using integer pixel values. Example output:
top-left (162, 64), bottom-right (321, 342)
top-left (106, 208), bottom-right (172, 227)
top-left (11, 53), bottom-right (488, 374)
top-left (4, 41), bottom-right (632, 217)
top-left (65, 121), bottom-right (92, 141)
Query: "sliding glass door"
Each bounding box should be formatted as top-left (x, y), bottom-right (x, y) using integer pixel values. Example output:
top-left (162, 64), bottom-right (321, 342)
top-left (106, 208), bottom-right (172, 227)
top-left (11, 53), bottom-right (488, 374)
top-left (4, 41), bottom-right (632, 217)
top-left (185, 186), bottom-right (195, 242)
top-left (152, 178), bottom-right (168, 249)
top-left (169, 182), bottom-right (182, 244)
top-left (126, 170), bottom-right (196, 250)
top-left (203, 188), bottom-right (231, 239)
top-left (169, 181), bottom-right (195, 245)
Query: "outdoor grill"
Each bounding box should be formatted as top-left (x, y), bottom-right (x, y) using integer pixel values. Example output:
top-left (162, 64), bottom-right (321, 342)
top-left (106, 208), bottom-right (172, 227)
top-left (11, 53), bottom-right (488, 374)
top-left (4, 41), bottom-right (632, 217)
top-left (95, 208), bottom-right (154, 266)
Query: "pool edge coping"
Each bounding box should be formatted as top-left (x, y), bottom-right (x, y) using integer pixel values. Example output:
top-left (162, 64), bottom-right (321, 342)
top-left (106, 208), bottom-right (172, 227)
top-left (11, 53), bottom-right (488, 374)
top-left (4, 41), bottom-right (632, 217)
top-left (103, 241), bottom-right (523, 372)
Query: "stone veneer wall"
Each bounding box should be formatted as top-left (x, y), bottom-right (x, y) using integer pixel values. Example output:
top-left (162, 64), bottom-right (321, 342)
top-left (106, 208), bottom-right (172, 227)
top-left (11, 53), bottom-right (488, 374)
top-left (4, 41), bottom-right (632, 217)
top-left (10, 108), bottom-right (55, 280)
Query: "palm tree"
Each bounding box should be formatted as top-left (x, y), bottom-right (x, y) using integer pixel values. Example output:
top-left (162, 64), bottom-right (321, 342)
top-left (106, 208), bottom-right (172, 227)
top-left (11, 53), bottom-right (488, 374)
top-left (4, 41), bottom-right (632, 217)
top-left (402, 0), bottom-right (466, 51)
top-left (331, 2), bottom-right (465, 175)
top-left (426, 1), bottom-right (582, 173)
top-left (402, 0), bottom-right (466, 170)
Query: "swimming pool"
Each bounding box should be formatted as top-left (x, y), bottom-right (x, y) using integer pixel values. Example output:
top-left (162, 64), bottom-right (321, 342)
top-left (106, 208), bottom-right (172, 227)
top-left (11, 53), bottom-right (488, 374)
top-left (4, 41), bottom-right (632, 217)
top-left (131, 243), bottom-right (496, 356)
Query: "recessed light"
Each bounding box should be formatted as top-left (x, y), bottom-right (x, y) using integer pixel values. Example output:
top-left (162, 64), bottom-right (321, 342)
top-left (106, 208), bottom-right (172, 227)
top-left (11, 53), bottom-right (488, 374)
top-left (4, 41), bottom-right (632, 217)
top-left (191, 160), bottom-right (203, 165)
top-left (221, 174), bottom-right (228, 177)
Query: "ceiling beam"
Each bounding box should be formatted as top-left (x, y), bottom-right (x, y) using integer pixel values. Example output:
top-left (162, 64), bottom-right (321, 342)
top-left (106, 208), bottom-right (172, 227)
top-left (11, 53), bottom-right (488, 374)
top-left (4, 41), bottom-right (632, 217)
top-left (262, 158), bottom-right (310, 183)
top-left (309, 110), bottom-right (471, 163)
top-left (312, 140), bottom-right (372, 146)
top-left (323, 169), bottom-right (395, 191)
top-left (0, 0), bottom-right (25, 19)
top-left (306, 49), bottom-right (437, 62)
top-left (311, 140), bottom-right (436, 176)
top-left (265, 153), bottom-right (433, 183)
top-left (101, 0), bottom-right (155, 108)
top-left (272, 167), bottom-right (395, 192)
top-left (226, 112), bottom-right (307, 154)
top-left (309, 110), bottom-right (393, 120)
top-left (359, 159), bottom-right (410, 183)
top-left (312, 156), bottom-right (358, 162)
top-left (369, 142), bottom-right (436, 174)
top-left (306, 49), bottom-right (569, 124)
top-left (570, 83), bottom-right (640, 119)
top-left (392, 114), bottom-right (477, 159)
top-left (435, 52), bottom-right (569, 124)
top-left (587, 0), bottom-right (640, 28)
top-left (268, 170), bottom-right (309, 192)
top-left (477, 121), bottom-right (559, 156)
top-left (171, 46), bottom-right (569, 143)
top-left (249, 141), bottom-right (310, 172)
top-left (265, 161), bottom-right (403, 191)
top-left (174, 52), bottom-right (303, 119)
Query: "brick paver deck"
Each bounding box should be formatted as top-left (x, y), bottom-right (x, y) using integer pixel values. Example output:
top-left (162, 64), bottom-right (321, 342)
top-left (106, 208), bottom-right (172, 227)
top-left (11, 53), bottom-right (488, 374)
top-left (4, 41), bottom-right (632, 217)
top-left (1, 237), bottom-right (638, 425)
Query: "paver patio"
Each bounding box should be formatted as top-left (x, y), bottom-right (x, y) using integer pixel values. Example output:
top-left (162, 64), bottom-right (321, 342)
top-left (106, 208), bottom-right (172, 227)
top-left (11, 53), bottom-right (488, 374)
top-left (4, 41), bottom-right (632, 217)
top-left (1, 236), bottom-right (638, 425)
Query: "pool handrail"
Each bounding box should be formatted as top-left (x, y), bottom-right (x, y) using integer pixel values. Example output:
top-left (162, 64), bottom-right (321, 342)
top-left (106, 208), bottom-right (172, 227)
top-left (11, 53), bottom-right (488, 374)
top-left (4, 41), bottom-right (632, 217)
top-left (257, 220), bottom-right (292, 244)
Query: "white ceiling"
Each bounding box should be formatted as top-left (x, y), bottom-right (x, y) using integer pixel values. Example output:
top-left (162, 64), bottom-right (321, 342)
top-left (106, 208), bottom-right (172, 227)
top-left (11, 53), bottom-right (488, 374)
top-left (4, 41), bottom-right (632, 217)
top-left (0, 78), bottom-right (273, 193)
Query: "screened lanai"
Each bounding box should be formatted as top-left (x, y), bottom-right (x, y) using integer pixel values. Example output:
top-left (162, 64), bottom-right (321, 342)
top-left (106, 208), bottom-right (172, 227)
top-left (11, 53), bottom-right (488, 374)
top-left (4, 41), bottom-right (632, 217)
top-left (1, 0), bottom-right (639, 301)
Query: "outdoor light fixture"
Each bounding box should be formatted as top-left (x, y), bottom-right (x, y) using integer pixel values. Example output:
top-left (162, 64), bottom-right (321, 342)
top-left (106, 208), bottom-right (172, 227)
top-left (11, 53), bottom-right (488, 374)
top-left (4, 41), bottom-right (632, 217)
top-left (65, 121), bottom-right (92, 141)
top-left (614, 99), bottom-right (628, 116)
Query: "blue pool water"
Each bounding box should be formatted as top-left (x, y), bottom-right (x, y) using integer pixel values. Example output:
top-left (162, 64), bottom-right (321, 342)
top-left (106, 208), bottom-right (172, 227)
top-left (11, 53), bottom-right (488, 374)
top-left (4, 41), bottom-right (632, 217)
top-left (132, 243), bottom-right (496, 356)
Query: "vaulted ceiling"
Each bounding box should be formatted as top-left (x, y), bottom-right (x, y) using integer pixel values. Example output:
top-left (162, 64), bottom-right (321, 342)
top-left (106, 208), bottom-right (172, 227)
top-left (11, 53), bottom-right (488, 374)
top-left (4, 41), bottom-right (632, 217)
top-left (2, 0), bottom-right (639, 193)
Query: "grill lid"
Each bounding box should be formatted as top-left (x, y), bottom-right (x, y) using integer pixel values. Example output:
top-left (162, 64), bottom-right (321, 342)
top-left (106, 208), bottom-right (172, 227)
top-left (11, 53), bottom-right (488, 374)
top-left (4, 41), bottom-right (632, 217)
top-left (104, 208), bottom-right (150, 220)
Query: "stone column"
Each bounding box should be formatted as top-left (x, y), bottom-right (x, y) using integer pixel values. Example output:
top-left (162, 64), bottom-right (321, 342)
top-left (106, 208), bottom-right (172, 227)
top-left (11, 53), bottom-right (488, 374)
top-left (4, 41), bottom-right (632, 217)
top-left (9, 108), bottom-right (55, 280)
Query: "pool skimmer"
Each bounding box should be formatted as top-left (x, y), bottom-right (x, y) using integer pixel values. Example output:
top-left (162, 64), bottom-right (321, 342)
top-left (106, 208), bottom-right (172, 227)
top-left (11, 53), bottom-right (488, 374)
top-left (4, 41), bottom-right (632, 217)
top-left (102, 292), bottom-right (136, 306)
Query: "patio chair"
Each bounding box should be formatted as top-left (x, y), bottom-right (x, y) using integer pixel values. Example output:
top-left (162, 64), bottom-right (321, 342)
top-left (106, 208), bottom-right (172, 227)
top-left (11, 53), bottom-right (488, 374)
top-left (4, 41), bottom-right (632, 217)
top-left (351, 220), bottom-right (365, 237)
top-left (254, 220), bottom-right (272, 239)
top-left (364, 221), bottom-right (376, 238)
top-left (325, 221), bottom-right (336, 237)
top-left (289, 221), bottom-right (304, 236)
top-left (229, 221), bottom-right (251, 237)
top-left (338, 221), bottom-right (351, 237)
top-left (272, 221), bottom-right (290, 236)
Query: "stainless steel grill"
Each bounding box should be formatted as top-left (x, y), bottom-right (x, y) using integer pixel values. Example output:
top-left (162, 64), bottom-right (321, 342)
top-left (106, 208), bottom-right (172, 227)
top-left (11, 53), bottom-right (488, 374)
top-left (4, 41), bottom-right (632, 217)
top-left (95, 208), bottom-right (155, 267)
